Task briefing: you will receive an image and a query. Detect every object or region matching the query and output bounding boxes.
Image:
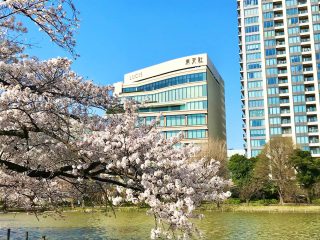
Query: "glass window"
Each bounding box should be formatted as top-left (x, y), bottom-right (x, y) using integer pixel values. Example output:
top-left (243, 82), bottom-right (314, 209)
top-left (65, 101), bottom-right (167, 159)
top-left (249, 109), bottom-right (264, 117)
top-left (287, 8), bottom-right (298, 15)
top-left (264, 21), bottom-right (274, 28)
top-left (187, 130), bottom-right (207, 139)
top-left (269, 107), bottom-right (280, 115)
top-left (294, 105), bottom-right (306, 113)
top-left (187, 114), bottom-right (206, 125)
top-left (246, 43), bottom-right (261, 51)
top-left (245, 34), bottom-right (260, 42)
top-left (297, 136), bottom-right (309, 144)
top-left (247, 52), bottom-right (261, 60)
top-left (245, 16), bottom-right (259, 25)
top-left (265, 39), bottom-right (276, 47)
top-left (295, 115), bottom-right (307, 123)
top-left (292, 75), bottom-right (303, 83)
top-left (245, 25), bottom-right (260, 33)
top-left (247, 62), bottom-right (262, 69)
top-left (248, 81), bottom-right (262, 88)
top-left (244, 8), bottom-right (259, 16)
top-left (247, 71), bottom-right (262, 79)
top-left (293, 95), bottom-right (305, 103)
top-left (270, 127), bottom-right (281, 135)
top-left (248, 90), bottom-right (263, 98)
top-left (166, 115), bottom-right (186, 127)
top-left (250, 129), bottom-right (266, 137)
top-left (270, 117), bottom-right (281, 125)
top-left (244, 0), bottom-right (258, 7)
top-left (266, 48), bottom-right (276, 56)
top-left (267, 77), bottom-right (278, 85)
top-left (250, 119), bottom-right (265, 127)
top-left (123, 72), bottom-right (206, 93)
top-left (292, 85), bottom-right (304, 92)
top-left (288, 17), bottom-right (299, 25)
top-left (288, 27), bottom-right (299, 35)
top-left (251, 139), bottom-right (266, 147)
top-left (249, 100), bottom-right (264, 107)
top-left (290, 46), bottom-right (301, 53)
top-left (296, 126), bottom-right (308, 134)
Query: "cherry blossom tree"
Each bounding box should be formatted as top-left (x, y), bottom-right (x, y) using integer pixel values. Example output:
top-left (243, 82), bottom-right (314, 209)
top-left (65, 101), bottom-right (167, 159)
top-left (0, 1), bottom-right (230, 239)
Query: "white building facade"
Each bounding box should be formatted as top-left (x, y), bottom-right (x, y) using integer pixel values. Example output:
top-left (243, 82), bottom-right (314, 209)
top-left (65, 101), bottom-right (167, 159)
top-left (238, 0), bottom-right (320, 157)
top-left (114, 54), bottom-right (226, 145)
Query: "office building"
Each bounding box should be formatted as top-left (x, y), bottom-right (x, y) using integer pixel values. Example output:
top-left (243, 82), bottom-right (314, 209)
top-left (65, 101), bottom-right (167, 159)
top-left (238, 0), bottom-right (320, 157)
top-left (114, 54), bottom-right (226, 145)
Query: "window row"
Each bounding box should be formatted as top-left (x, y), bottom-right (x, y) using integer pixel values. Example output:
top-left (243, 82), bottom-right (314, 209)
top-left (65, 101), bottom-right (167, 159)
top-left (165, 130), bottom-right (207, 139)
top-left (139, 100), bottom-right (208, 113)
top-left (139, 114), bottom-right (207, 127)
top-left (128, 85), bottom-right (207, 103)
top-left (122, 72), bottom-right (206, 93)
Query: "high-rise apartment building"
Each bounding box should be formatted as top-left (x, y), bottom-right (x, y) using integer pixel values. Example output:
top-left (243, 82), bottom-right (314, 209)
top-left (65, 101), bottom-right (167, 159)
top-left (114, 54), bottom-right (226, 145)
top-left (238, 0), bottom-right (320, 157)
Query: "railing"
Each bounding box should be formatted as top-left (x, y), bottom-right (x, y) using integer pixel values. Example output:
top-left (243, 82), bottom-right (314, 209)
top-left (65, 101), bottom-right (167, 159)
top-left (306, 87), bottom-right (315, 91)
top-left (304, 77), bottom-right (314, 82)
top-left (281, 109), bottom-right (290, 114)
top-left (308, 128), bottom-right (318, 133)
top-left (303, 67), bottom-right (313, 71)
top-left (299, 19), bottom-right (309, 24)
top-left (279, 79), bottom-right (288, 84)
top-left (307, 107), bottom-right (317, 112)
top-left (274, 4), bottom-right (282, 9)
top-left (299, 10), bottom-right (308, 14)
top-left (278, 69), bottom-right (288, 74)
top-left (281, 120), bottom-right (291, 124)
top-left (308, 118), bottom-right (318, 122)
top-left (300, 29), bottom-right (309, 33)
top-left (280, 99), bottom-right (289, 104)
top-left (275, 14), bottom-right (283, 18)
top-left (275, 23), bottom-right (284, 27)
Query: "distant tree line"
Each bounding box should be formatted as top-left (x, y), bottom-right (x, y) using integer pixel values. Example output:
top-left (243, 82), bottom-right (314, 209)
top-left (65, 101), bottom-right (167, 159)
top-left (228, 137), bottom-right (320, 205)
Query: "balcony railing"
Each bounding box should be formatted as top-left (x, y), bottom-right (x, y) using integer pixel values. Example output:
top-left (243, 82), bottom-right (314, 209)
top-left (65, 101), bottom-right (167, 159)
top-left (306, 87), bottom-right (315, 91)
top-left (300, 29), bottom-right (309, 33)
top-left (304, 77), bottom-right (314, 82)
top-left (279, 79), bottom-right (288, 84)
top-left (308, 128), bottom-right (318, 133)
top-left (277, 50), bottom-right (286, 55)
top-left (308, 117), bottom-right (318, 122)
top-left (303, 67), bottom-right (313, 72)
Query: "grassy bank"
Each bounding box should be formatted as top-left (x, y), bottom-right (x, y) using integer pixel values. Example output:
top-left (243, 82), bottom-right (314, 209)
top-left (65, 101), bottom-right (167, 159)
top-left (3, 203), bottom-right (320, 214)
top-left (200, 203), bottom-right (320, 213)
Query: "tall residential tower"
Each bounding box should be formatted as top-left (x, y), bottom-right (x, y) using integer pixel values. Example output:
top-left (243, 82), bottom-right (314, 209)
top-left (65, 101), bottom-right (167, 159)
top-left (114, 54), bottom-right (226, 145)
top-left (238, 0), bottom-right (320, 157)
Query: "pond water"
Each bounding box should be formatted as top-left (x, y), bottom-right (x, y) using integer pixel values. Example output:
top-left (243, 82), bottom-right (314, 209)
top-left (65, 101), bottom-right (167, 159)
top-left (0, 210), bottom-right (320, 239)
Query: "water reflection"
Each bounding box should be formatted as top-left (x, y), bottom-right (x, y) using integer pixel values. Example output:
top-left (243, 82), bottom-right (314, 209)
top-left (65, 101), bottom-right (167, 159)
top-left (0, 211), bottom-right (320, 239)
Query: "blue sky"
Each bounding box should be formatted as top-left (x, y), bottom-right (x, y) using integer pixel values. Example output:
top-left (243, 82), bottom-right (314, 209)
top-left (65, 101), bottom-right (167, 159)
top-left (25, 0), bottom-right (242, 149)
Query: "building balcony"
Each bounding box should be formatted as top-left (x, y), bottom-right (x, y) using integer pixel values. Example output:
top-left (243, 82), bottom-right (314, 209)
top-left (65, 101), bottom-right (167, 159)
top-left (298, 0), bottom-right (308, 6)
top-left (304, 77), bottom-right (314, 82)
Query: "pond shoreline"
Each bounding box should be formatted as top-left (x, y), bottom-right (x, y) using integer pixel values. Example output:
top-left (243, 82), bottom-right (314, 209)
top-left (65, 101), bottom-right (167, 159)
top-left (2, 204), bottom-right (320, 215)
top-left (200, 204), bottom-right (320, 213)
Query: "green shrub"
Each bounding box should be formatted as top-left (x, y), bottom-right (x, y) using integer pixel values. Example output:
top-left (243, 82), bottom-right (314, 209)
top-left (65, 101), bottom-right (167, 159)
top-left (312, 199), bottom-right (320, 205)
